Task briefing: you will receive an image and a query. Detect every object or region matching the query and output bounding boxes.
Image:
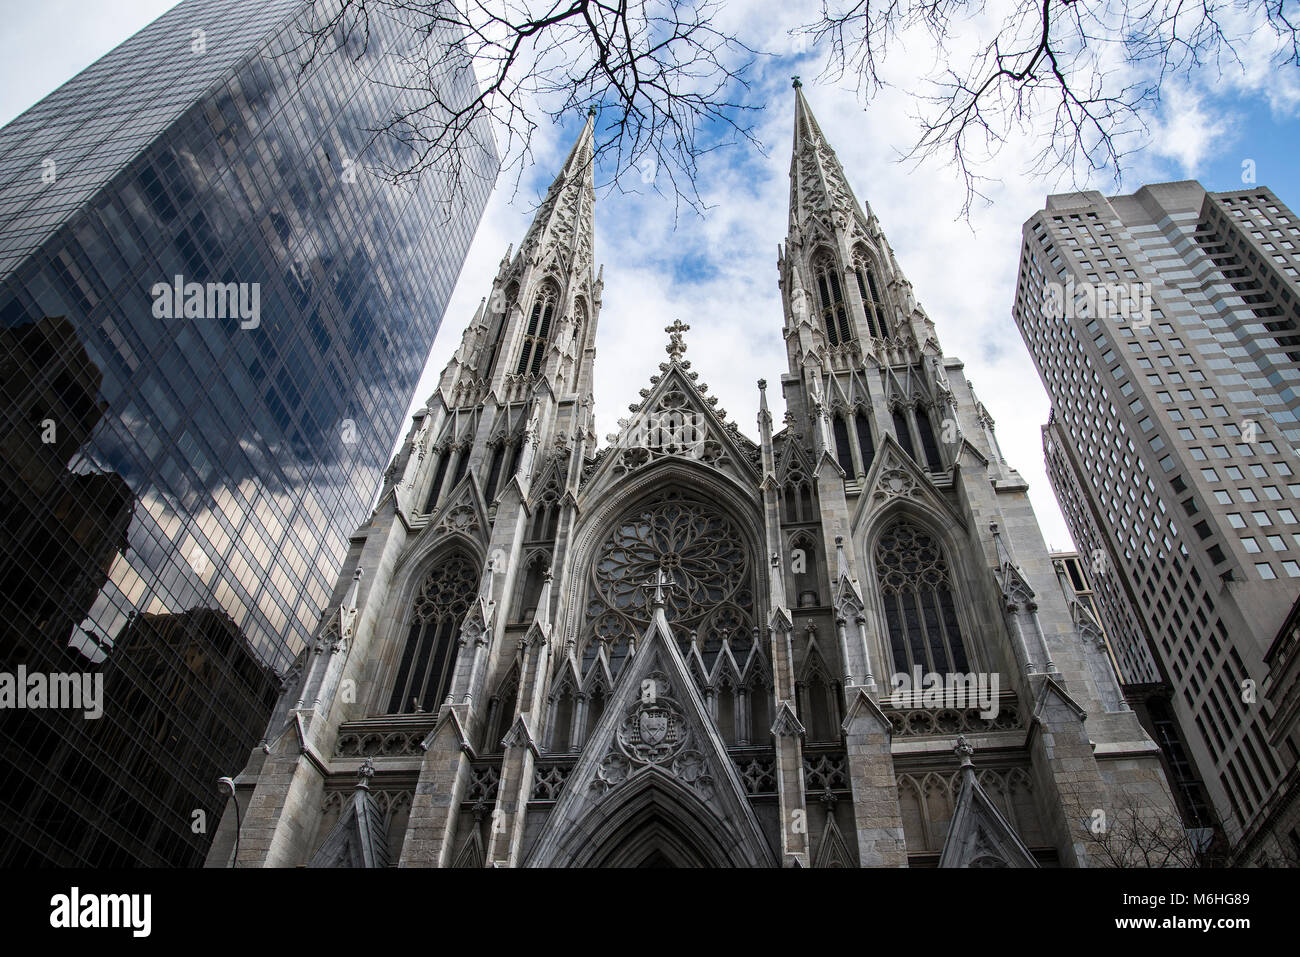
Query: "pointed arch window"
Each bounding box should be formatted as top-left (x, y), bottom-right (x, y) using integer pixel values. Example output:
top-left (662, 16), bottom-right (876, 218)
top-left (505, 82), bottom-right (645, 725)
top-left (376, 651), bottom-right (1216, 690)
top-left (506, 435), bottom-right (525, 482)
top-left (813, 251), bottom-right (854, 346)
top-left (484, 667), bottom-right (519, 753)
top-left (513, 552), bottom-right (549, 622)
top-left (854, 261), bottom-right (890, 338)
top-left (892, 407), bottom-right (917, 461)
top-left (832, 413), bottom-right (854, 473)
top-left (854, 409), bottom-right (876, 473)
top-left (914, 407), bottom-right (944, 472)
top-left (783, 464), bottom-right (817, 523)
top-left (797, 654), bottom-right (840, 742)
top-left (874, 522), bottom-right (969, 676)
top-left (516, 282), bottom-right (559, 375)
top-left (791, 533), bottom-right (820, 607)
top-left (387, 554), bottom-right (480, 714)
top-left (529, 482), bottom-right (561, 540)
top-left (424, 446), bottom-right (451, 513)
top-left (483, 441), bottom-right (506, 502)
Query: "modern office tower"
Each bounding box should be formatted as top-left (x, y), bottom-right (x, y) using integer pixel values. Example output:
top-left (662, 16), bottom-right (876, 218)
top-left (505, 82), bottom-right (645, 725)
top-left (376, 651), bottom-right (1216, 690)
top-left (1015, 182), bottom-right (1300, 862)
top-left (0, 0), bottom-right (497, 865)
top-left (210, 88), bottom-right (1179, 869)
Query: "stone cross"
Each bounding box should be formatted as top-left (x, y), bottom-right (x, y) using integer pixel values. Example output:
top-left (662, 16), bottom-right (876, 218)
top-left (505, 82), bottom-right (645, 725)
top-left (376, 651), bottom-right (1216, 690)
top-left (664, 319), bottom-right (690, 362)
top-left (640, 568), bottom-right (677, 608)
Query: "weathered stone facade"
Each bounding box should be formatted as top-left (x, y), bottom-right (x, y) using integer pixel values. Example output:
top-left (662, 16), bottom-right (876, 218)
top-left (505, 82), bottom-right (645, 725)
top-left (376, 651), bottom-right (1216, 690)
top-left (207, 87), bottom-right (1182, 868)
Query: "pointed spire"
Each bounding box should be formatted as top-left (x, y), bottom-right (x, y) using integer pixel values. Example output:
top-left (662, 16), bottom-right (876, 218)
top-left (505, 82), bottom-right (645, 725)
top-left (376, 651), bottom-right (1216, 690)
top-left (789, 84), bottom-right (868, 235)
top-left (510, 109), bottom-right (597, 276)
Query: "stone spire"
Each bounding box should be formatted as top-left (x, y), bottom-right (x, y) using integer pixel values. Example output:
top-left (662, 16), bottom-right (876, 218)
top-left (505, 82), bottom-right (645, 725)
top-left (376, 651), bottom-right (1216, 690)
top-left (789, 82), bottom-right (868, 235)
top-left (432, 110), bottom-right (602, 404)
top-left (518, 109), bottom-right (597, 275)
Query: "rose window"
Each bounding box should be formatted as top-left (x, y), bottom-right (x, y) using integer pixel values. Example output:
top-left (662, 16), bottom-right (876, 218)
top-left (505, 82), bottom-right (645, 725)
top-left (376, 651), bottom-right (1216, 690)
top-left (583, 491), bottom-right (754, 670)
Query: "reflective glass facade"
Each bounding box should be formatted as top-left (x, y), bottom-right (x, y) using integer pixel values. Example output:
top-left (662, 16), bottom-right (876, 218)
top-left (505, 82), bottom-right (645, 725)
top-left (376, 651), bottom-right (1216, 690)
top-left (0, 0), bottom-right (497, 865)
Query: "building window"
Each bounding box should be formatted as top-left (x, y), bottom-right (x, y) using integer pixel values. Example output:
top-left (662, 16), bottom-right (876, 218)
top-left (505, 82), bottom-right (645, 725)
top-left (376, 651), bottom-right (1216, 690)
top-left (813, 250), bottom-right (853, 346)
top-left (833, 413), bottom-right (854, 474)
top-left (892, 407), bottom-right (917, 461)
top-left (874, 521), bottom-right (970, 675)
top-left (387, 554), bottom-right (479, 714)
top-left (516, 281), bottom-right (558, 375)
top-left (855, 409), bottom-right (876, 473)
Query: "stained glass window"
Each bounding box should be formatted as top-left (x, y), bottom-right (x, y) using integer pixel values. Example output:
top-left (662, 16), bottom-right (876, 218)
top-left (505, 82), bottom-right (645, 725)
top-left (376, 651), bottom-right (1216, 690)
top-left (388, 554), bottom-right (479, 713)
top-left (583, 490), bottom-right (754, 671)
top-left (874, 521), bottom-right (969, 675)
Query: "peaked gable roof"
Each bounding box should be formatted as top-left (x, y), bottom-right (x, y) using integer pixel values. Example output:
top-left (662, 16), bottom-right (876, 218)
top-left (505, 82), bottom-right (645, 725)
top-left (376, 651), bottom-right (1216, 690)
top-left (939, 740), bottom-right (1038, 868)
top-left (525, 594), bottom-right (774, 867)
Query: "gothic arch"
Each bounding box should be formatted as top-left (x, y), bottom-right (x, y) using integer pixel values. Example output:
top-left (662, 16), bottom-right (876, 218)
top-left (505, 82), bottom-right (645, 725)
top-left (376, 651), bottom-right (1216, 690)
top-left (568, 480), bottom-right (762, 680)
top-left (374, 537), bottom-right (486, 714)
top-left (511, 548), bottom-right (552, 622)
top-left (858, 501), bottom-right (990, 679)
top-left (787, 530), bottom-right (822, 608)
top-left (851, 242), bottom-right (891, 339)
top-left (810, 246), bottom-right (853, 346)
top-left (565, 459), bottom-right (765, 659)
top-left (517, 278), bottom-right (560, 376)
top-left (526, 768), bottom-right (774, 867)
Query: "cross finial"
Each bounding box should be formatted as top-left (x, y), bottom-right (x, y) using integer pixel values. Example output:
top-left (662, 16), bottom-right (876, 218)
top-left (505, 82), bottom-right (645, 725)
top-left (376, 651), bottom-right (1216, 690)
top-left (954, 735), bottom-right (975, 771)
top-left (664, 319), bottom-right (690, 362)
top-left (640, 568), bottom-right (676, 609)
top-left (791, 75), bottom-right (801, 89)
top-left (356, 756), bottom-right (376, 789)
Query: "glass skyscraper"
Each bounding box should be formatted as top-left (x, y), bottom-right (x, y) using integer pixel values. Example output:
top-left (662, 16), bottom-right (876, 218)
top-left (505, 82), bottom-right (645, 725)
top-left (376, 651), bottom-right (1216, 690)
top-left (0, 0), bottom-right (497, 865)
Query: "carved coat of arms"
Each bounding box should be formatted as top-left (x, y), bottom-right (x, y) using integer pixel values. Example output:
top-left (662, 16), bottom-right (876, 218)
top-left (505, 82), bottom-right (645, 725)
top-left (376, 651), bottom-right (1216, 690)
top-left (639, 709), bottom-right (669, 747)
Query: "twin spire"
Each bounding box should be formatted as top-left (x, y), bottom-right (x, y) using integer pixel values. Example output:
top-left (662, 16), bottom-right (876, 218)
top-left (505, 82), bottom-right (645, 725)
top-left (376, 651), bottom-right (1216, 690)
top-left (789, 79), bottom-right (869, 233)
top-left (515, 108), bottom-right (597, 272)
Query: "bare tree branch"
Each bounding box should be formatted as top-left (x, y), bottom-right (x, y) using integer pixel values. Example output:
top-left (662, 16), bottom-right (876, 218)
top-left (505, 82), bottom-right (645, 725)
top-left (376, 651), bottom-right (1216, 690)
top-left (284, 0), bottom-right (762, 219)
top-left (797, 0), bottom-right (1300, 215)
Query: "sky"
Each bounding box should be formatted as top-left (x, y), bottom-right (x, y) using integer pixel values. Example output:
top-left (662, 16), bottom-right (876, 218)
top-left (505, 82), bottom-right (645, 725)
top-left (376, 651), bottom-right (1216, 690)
top-left (3, 0), bottom-right (1299, 550)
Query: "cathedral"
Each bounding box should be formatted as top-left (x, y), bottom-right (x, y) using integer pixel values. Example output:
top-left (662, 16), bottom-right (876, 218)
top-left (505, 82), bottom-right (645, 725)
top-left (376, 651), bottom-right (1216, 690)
top-left (208, 84), bottom-right (1182, 868)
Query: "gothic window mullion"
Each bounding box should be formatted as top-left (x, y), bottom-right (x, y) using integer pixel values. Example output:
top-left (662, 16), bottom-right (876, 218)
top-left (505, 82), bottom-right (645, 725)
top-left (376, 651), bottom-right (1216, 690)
top-left (828, 270), bottom-right (851, 344)
top-left (892, 406), bottom-right (917, 461)
top-left (424, 447), bottom-right (451, 513)
top-left (817, 273), bottom-right (839, 346)
top-left (854, 409), bottom-right (876, 474)
top-left (855, 267), bottom-right (880, 339)
top-left (832, 413), bottom-right (855, 475)
top-left (938, 588), bottom-right (969, 672)
top-left (919, 587), bottom-right (948, 674)
top-left (931, 587), bottom-right (960, 674)
top-left (387, 555), bottom-right (479, 714)
top-left (865, 267), bottom-right (890, 336)
top-left (483, 442), bottom-right (505, 502)
top-left (409, 617), bottom-right (445, 709)
top-left (874, 521), bottom-right (971, 681)
top-left (914, 406), bottom-right (944, 472)
top-left (904, 590), bottom-right (930, 673)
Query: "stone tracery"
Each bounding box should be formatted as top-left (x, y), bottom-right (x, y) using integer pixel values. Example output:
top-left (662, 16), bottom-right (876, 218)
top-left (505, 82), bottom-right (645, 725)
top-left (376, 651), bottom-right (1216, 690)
top-left (580, 490), bottom-right (756, 672)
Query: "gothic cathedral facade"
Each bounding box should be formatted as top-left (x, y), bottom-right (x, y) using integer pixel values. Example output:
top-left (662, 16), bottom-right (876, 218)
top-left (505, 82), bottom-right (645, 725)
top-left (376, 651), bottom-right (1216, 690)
top-left (209, 86), bottom-right (1181, 868)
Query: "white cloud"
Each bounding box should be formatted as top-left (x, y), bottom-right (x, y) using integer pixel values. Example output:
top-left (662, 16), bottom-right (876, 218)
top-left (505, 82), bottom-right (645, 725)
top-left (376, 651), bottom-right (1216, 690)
top-left (7, 0), bottom-right (1294, 555)
top-left (1148, 87), bottom-right (1232, 175)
